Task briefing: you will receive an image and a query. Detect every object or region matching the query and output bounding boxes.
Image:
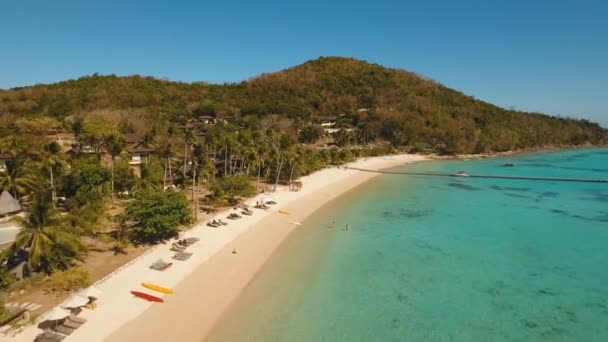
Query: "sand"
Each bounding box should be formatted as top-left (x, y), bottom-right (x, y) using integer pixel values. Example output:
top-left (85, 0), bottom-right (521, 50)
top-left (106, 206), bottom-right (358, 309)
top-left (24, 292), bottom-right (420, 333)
top-left (10, 154), bottom-right (426, 342)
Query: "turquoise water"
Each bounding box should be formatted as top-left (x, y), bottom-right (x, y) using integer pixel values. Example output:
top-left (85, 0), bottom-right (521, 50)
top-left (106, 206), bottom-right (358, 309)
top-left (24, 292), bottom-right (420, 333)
top-left (207, 149), bottom-right (608, 342)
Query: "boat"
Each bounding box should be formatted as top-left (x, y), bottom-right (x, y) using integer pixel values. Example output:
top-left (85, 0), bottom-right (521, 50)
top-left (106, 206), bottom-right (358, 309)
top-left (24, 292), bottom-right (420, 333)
top-left (130, 291), bottom-right (164, 303)
top-left (503, 163), bottom-right (516, 167)
top-left (451, 171), bottom-right (470, 177)
top-left (141, 283), bottom-right (174, 294)
top-left (278, 210), bottom-right (290, 215)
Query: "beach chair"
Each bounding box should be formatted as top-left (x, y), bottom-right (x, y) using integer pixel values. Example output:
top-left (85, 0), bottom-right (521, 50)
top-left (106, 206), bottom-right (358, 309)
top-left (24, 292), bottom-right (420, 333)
top-left (207, 222), bottom-right (219, 228)
top-left (227, 213), bottom-right (242, 220)
top-left (150, 259), bottom-right (172, 271)
top-left (62, 319), bottom-right (82, 329)
top-left (67, 314), bottom-right (87, 325)
top-left (54, 325), bottom-right (74, 335)
top-left (184, 237), bottom-right (200, 244)
top-left (170, 244), bottom-right (187, 252)
top-left (218, 219), bottom-right (228, 225)
top-left (35, 331), bottom-right (66, 342)
top-left (172, 252), bottom-right (193, 261)
top-left (241, 210), bottom-right (253, 216)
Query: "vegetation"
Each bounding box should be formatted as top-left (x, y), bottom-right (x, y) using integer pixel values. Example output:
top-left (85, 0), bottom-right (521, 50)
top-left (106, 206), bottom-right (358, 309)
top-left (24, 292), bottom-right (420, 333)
top-left (126, 190), bottom-right (193, 244)
top-left (0, 57), bottom-right (605, 154)
top-left (10, 192), bottom-right (84, 271)
top-left (43, 267), bottom-right (91, 295)
top-left (0, 56), bottom-right (605, 286)
top-left (63, 157), bottom-right (111, 209)
top-left (0, 260), bottom-right (16, 291)
top-left (211, 176), bottom-right (255, 204)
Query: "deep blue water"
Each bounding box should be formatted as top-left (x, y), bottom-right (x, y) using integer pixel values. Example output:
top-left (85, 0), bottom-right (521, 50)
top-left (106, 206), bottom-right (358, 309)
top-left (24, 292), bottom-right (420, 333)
top-left (207, 149), bottom-right (608, 342)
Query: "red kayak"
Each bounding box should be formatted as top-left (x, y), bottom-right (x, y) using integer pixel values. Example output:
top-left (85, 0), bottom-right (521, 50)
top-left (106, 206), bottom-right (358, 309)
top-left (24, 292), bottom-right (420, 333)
top-left (131, 290), bottom-right (164, 303)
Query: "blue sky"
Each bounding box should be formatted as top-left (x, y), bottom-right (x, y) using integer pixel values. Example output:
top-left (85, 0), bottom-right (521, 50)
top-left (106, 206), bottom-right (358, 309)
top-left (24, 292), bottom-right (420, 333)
top-left (1, 0), bottom-right (607, 126)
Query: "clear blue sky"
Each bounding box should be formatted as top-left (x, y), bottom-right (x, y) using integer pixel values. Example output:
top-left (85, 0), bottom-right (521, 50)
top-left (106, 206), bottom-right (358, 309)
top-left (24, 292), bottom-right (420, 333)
top-left (1, 0), bottom-right (607, 126)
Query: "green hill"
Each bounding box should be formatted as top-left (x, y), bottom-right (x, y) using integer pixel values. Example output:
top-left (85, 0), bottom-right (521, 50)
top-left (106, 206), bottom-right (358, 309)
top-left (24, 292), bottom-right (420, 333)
top-left (0, 56), bottom-right (606, 154)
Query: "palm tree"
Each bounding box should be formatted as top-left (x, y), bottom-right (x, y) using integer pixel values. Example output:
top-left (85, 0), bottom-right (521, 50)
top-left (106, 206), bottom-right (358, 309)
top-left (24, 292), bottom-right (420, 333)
top-left (41, 142), bottom-right (65, 207)
top-left (0, 159), bottom-right (38, 200)
top-left (105, 134), bottom-right (126, 204)
top-left (10, 192), bottom-right (83, 269)
top-left (162, 126), bottom-right (176, 190)
top-left (183, 126), bottom-right (195, 182)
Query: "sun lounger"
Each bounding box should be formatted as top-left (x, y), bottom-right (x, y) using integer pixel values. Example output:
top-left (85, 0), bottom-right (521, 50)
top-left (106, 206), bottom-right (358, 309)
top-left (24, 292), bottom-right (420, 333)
top-left (62, 319), bottom-right (82, 329)
top-left (150, 259), bottom-right (173, 271)
top-left (67, 314), bottom-right (87, 324)
top-left (35, 331), bottom-right (66, 342)
top-left (184, 237), bottom-right (200, 244)
top-left (265, 200), bottom-right (277, 205)
top-left (241, 210), bottom-right (253, 216)
top-left (172, 252), bottom-right (193, 261)
top-left (170, 244), bottom-right (187, 252)
top-left (35, 336), bottom-right (63, 342)
top-left (54, 325), bottom-right (74, 335)
top-left (207, 222), bottom-right (219, 228)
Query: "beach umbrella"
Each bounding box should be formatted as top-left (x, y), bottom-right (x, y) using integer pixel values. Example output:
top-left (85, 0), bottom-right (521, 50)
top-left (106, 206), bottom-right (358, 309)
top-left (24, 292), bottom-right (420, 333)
top-left (79, 285), bottom-right (102, 299)
top-left (61, 295), bottom-right (89, 309)
top-left (43, 307), bottom-right (71, 321)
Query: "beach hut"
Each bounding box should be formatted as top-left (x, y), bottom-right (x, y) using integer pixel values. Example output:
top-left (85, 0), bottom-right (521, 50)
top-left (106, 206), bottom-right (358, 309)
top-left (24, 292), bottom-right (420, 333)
top-left (0, 191), bottom-right (21, 216)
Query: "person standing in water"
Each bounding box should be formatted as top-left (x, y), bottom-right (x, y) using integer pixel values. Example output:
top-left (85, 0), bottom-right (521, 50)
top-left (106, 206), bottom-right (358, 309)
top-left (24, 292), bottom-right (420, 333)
top-left (345, 224), bottom-right (350, 231)
top-left (328, 220), bottom-right (336, 229)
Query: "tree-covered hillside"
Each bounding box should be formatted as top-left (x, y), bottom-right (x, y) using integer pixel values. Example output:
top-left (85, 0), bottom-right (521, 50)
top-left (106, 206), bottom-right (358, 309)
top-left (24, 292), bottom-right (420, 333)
top-left (1, 57), bottom-right (606, 154)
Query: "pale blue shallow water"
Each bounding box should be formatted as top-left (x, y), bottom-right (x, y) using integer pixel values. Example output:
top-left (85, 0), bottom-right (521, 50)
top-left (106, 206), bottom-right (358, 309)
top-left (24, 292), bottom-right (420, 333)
top-left (207, 148), bottom-right (608, 342)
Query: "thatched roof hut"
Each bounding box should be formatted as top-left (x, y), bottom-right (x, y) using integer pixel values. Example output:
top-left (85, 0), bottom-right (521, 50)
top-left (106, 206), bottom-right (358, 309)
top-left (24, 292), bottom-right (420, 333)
top-left (0, 191), bottom-right (22, 216)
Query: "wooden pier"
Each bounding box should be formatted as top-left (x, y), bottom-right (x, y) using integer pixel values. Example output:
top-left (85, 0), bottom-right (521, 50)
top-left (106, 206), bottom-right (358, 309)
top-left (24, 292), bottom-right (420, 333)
top-left (346, 167), bottom-right (608, 184)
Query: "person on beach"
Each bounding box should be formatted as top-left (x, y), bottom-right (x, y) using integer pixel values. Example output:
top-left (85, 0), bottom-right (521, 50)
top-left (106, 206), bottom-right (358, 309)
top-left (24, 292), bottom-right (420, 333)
top-left (344, 224), bottom-right (350, 231)
top-left (328, 220), bottom-right (336, 229)
top-left (232, 248), bottom-right (237, 254)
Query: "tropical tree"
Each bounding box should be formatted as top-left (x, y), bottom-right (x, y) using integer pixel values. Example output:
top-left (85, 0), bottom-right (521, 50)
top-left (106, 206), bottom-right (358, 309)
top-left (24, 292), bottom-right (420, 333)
top-left (0, 159), bottom-right (38, 199)
top-left (63, 157), bottom-right (111, 209)
top-left (10, 192), bottom-right (84, 270)
top-left (126, 189), bottom-right (192, 244)
top-left (80, 119), bottom-right (119, 158)
top-left (299, 124), bottom-right (324, 143)
top-left (105, 133), bottom-right (127, 203)
top-left (41, 141), bottom-right (65, 206)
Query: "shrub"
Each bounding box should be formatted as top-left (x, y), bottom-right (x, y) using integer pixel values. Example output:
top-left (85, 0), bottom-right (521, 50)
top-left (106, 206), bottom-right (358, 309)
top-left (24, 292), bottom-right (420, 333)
top-left (0, 265), bottom-right (16, 291)
top-left (211, 175), bottom-right (255, 200)
top-left (38, 244), bottom-right (79, 275)
top-left (43, 268), bottom-right (91, 295)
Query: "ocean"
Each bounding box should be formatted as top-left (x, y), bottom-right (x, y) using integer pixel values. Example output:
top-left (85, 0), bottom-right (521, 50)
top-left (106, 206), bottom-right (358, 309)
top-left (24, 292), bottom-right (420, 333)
top-left (207, 148), bottom-right (608, 342)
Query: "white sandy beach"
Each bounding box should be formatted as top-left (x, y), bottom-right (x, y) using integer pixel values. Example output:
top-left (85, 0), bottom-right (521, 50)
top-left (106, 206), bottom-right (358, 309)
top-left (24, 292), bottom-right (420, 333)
top-left (9, 154), bottom-right (426, 342)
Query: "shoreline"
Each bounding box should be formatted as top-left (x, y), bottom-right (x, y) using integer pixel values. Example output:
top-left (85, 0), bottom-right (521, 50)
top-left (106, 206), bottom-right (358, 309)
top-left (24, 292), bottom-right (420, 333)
top-left (106, 154), bottom-right (426, 342)
top-left (11, 154), bottom-right (426, 342)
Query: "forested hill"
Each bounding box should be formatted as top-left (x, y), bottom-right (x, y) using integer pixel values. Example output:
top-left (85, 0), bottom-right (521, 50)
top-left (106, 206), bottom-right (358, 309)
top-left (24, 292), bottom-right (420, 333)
top-left (0, 57), bottom-right (606, 154)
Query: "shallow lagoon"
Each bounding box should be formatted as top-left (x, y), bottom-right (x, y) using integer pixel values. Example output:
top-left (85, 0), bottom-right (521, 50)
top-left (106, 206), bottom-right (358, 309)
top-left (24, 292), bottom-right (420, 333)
top-left (208, 149), bottom-right (608, 341)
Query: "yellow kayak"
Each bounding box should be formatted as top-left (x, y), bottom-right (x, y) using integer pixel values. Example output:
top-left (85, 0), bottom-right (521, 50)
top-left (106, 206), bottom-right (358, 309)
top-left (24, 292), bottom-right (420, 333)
top-left (141, 282), bottom-right (174, 294)
top-left (278, 210), bottom-right (290, 215)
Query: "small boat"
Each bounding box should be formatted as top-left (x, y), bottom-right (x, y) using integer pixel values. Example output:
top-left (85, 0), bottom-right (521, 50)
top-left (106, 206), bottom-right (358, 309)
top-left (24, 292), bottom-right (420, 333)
top-left (141, 283), bottom-right (174, 294)
top-left (278, 210), bottom-right (290, 215)
top-left (451, 171), bottom-right (470, 177)
top-left (503, 163), bottom-right (516, 167)
top-left (131, 291), bottom-right (164, 303)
